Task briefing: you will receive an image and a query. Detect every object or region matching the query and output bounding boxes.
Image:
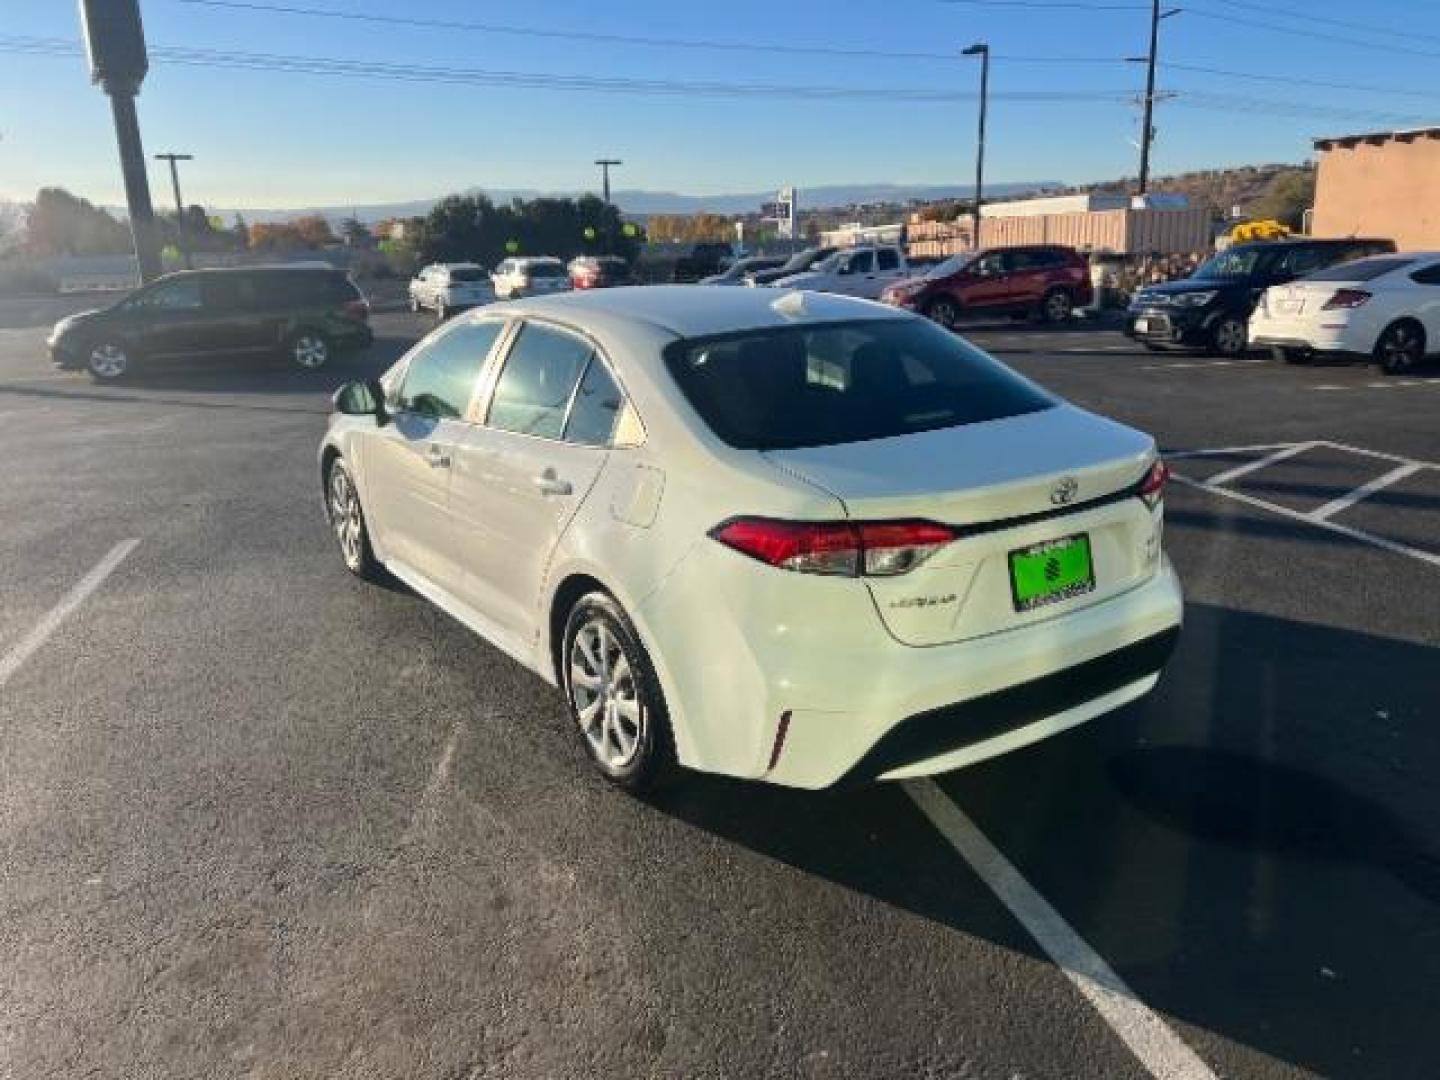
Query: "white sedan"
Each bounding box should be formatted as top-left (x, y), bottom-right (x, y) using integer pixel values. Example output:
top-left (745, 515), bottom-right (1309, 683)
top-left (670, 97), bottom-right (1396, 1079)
top-left (1251, 252), bottom-right (1440, 374)
top-left (319, 287), bottom-right (1182, 791)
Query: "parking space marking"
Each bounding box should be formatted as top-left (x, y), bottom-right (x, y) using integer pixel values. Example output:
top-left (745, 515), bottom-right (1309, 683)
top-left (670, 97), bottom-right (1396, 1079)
top-left (905, 780), bottom-right (1219, 1080)
top-left (1203, 441), bottom-right (1320, 487)
top-left (1313, 380), bottom-right (1440, 392)
top-left (1140, 358), bottom-right (1267, 371)
top-left (1308, 462), bottom-right (1424, 522)
top-left (0, 538), bottom-right (140, 689)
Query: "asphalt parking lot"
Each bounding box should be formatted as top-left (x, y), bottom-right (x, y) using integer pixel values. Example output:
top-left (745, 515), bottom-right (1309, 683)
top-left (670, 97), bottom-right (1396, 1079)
top-left (0, 300), bottom-right (1436, 1079)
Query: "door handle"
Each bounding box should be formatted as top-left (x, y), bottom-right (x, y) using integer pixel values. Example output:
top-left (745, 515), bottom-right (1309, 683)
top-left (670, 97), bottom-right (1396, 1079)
top-left (428, 445), bottom-right (451, 469)
top-left (532, 470), bottom-right (572, 496)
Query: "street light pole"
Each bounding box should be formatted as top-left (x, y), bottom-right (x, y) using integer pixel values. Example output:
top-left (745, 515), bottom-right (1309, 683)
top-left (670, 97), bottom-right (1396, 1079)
top-left (962, 42), bottom-right (989, 250)
top-left (155, 152), bottom-right (194, 269)
top-left (594, 158), bottom-right (622, 206)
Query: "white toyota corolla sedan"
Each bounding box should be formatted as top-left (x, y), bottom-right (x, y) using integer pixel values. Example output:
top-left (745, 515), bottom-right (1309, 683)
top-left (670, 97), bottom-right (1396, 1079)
top-left (319, 287), bottom-right (1182, 791)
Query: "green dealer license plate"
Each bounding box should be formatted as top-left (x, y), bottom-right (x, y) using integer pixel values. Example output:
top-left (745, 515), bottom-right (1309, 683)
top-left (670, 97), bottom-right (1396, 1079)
top-left (1009, 533), bottom-right (1095, 612)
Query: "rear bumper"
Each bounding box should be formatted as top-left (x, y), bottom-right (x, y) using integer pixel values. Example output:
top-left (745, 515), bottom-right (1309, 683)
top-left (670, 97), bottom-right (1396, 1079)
top-left (638, 545), bottom-right (1183, 790)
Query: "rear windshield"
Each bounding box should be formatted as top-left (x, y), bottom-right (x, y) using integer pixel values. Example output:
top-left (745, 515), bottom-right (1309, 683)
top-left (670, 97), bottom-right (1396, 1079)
top-left (528, 262), bottom-right (566, 278)
top-left (448, 266), bottom-right (485, 282)
top-left (1302, 256), bottom-right (1413, 282)
top-left (664, 318), bottom-right (1055, 450)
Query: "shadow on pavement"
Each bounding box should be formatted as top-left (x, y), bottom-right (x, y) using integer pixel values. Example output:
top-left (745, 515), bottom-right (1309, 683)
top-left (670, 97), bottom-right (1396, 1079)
top-left (647, 600), bottom-right (1438, 1079)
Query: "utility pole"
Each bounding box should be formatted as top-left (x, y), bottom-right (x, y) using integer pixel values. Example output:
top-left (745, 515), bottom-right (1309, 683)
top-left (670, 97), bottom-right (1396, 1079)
top-left (594, 159), bottom-right (622, 206)
top-left (79, 0), bottom-right (162, 282)
top-left (962, 42), bottom-right (989, 249)
top-left (155, 152), bottom-right (194, 269)
top-left (1135, 2), bottom-right (1181, 197)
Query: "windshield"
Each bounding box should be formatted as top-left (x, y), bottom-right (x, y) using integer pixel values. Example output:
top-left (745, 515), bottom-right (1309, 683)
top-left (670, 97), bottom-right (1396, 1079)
top-left (1194, 247), bottom-right (1269, 280)
top-left (448, 266), bottom-right (484, 282)
top-left (527, 262), bottom-right (566, 278)
top-left (663, 318), bottom-right (1054, 450)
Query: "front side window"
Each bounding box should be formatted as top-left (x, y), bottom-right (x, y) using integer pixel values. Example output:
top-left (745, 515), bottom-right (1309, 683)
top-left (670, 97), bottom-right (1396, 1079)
top-left (845, 251), bottom-right (874, 274)
top-left (488, 323), bottom-right (594, 439)
top-left (397, 320), bottom-right (505, 420)
top-left (665, 318), bottom-right (1055, 450)
top-left (877, 249), bottom-right (900, 271)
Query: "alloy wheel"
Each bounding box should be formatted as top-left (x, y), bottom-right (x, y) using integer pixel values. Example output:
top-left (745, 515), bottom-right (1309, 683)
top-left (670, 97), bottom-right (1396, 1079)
top-left (928, 299), bottom-right (959, 329)
top-left (88, 342), bottom-right (128, 379)
top-left (1379, 324), bottom-right (1422, 372)
top-left (328, 465), bottom-right (364, 570)
top-left (568, 619), bottom-right (644, 770)
top-left (1044, 291), bottom-right (1072, 322)
top-left (293, 333), bottom-right (329, 369)
top-left (1214, 318), bottom-right (1246, 357)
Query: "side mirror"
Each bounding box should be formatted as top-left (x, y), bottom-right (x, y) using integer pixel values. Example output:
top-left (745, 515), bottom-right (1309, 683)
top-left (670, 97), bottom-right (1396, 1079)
top-left (333, 378), bottom-right (389, 423)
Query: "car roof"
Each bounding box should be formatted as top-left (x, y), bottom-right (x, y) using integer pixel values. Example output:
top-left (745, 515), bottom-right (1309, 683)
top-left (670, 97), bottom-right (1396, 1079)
top-left (499, 284), bottom-right (910, 338)
top-left (1232, 237), bottom-right (1391, 250)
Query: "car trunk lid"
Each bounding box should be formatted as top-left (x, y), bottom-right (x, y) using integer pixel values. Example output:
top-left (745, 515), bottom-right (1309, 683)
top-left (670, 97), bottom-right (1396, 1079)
top-left (762, 406), bottom-right (1162, 646)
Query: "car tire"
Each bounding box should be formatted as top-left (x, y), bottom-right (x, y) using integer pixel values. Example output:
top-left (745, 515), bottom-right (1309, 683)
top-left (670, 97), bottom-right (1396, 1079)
top-left (923, 296), bottom-right (960, 330)
top-left (1273, 346), bottom-right (1308, 365)
top-left (562, 591), bottom-right (675, 793)
top-left (1039, 288), bottom-right (1073, 323)
top-left (325, 457), bottom-right (381, 581)
top-left (1209, 316), bottom-right (1248, 358)
top-left (1374, 320), bottom-right (1425, 375)
top-left (288, 329), bottom-right (331, 370)
top-left (408, 295), bottom-right (420, 314)
top-left (84, 338), bottom-right (134, 382)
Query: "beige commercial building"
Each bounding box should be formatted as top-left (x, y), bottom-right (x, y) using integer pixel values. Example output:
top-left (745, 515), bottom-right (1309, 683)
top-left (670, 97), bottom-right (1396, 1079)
top-left (1313, 127), bottom-right (1440, 248)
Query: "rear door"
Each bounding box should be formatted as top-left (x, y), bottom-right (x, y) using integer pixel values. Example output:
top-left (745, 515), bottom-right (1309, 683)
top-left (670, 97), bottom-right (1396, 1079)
top-left (448, 320), bottom-right (619, 641)
top-left (200, 273), bottom-right (269, 354)
top-left (360, 319), bottom-right (503, 589)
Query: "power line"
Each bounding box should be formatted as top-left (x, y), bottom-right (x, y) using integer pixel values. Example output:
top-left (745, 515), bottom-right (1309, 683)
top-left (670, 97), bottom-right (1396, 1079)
top-left (1184, 8), bottom-right (1440, 61)
top-left (1162, 62), bottom-right (1435, 102)
top-left (174, 0), bottom-right (970, 62)
top-left (1189, 0), bottom-right (1440, 46)
top-left (5, 36), bottom-right (1434, 126)
top-left (939, 0), bottom-right (1146, 9)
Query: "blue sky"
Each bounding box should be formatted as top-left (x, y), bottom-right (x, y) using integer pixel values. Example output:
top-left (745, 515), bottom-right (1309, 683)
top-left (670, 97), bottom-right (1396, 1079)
top-left (2, 0), bottom-right (1437, 209)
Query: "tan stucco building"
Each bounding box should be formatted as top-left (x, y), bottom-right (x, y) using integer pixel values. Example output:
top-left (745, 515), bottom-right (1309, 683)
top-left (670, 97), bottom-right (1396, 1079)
top-left (1312, 127), bottom-right (1440, 248)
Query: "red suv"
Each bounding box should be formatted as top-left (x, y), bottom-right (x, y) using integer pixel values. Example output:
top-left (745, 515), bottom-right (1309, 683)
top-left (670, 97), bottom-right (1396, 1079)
top-left (881, 244), bottom-right (1093, 326)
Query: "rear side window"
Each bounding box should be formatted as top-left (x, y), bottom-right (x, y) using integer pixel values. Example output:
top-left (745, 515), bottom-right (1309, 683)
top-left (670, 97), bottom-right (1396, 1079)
top-left (448, 266), bottom-right (485, 282)
top-left (397, 320), bottom-right (505, 420)
top-left (488, 323), bottom-right (594, 439)
top-left (1275, 245), bottom-right (1337, 278)
top-left (1409, 263), bottom-right (1440, 285)
top-left (1303, 256), bottom-right (1414, 282)
top-left (564, 359), bottom-right (625, 447)
top-left (877, 249), bottom-right (900, 271)
top-left (256, 270), bottom-right (355, 306)
top-left (528, 262), bottom-right (567, 279)
top-left (664, 318), bottom-right (1055, 450)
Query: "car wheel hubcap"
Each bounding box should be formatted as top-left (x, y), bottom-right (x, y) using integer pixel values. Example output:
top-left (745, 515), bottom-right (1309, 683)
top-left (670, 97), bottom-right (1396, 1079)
top-left (295, 335), bottom-right (327, 368)
top-left (329, 467), bottom-right (363, 569)
top-left (569, 620), bottom-right (643, 770)
top-left (932, 301), bottom-right (956, 328)
top-left (1217, 321), bottom-right (1245, 354)
top-left (1046, 294), bottom-right (1069, 319)
top-left (1383, 329), bottom-right (1419, 368)
top-left (89, 344), bottom-right (126, 377)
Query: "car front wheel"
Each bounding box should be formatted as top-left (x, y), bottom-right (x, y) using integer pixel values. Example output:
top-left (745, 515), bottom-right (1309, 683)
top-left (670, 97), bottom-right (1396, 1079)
top-left (1040, 289), bottom-right (1073, 322)
top-left (562, 592), bottom-right (673, 792)
top-left (85, 339), bottom-right (132, 381)
top-left (923, 296), bottom-right (960, 329)
top-left (1210, 316), bottom-right (1248, 358)
top-left (326, 458), bottom-right (380, 579)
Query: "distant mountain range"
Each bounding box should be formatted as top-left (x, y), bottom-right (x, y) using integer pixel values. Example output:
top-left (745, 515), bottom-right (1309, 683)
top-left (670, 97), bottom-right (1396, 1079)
top-left (199, 181), bottom-right (1057, 224)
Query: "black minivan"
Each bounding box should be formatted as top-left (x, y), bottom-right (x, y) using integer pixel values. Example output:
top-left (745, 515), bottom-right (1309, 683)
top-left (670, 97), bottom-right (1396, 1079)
top-left (48, 264), bottom-right (373, 381)
top-left (1125, 237), bottom-right (1395, 356)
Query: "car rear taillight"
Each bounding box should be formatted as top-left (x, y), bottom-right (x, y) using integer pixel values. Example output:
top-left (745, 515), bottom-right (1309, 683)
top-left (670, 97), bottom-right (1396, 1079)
top-left (340, 298), bottom-right (369, 323)
top-left (710, 517), bottom-right (956, 577)
top-left (1322, 288), bottom-right (1371, 310)
top-left (1138, 460), bottom-right (1170, 510)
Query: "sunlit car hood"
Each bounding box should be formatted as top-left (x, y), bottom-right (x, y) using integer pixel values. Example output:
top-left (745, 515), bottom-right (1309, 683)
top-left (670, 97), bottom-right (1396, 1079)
top-left (50, 308), bottom-right (106, 336)
top-left (772, 271), bottom-right (824, 288)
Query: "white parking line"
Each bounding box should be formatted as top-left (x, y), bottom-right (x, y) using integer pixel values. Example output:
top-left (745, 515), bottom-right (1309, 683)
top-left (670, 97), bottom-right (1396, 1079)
top-left (0, 539), bottom-right (140, 688)
top-left (905, 779), bottom-right (1219, 1080)
top-left (1140, 358), bottom-right (1267, 371)
top-left (1204, 442), bottom-right (1319, 487)
top-left (1308, 462), bottom-right (1424, 522)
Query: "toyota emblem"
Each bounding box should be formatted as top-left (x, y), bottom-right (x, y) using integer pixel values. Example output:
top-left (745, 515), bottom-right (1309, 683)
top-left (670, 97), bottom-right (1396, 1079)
top-left (1050, 477), bottom-right (1079, 505)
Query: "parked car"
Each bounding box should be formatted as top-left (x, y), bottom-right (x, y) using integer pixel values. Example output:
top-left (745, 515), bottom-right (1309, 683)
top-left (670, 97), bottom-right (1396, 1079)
top-left (771, 245), bottom-right (910, 300)
top-left (47, 264), bottom-right (372, 381)
top-left (1125, 237), bottom-right (1395, 357)
top-left (699, 256), bottom-right (788, 285)
top-left (673, 242), bottom-right (734, 283)
top-left (1250, 252), bottom-right (1440, 374)
top-left (320, 287), bottom-right (1181, 792)
top-left (881, 245), bottom-right (1093, 326)
top-left (568, 255), bottom-right (632, 290)
top-left (744, 246), bottom-right (838, 286)
top-left (409, 262), bottom-right (490, 319)
top-left (492, 257), bottom-right (572, 300)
